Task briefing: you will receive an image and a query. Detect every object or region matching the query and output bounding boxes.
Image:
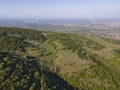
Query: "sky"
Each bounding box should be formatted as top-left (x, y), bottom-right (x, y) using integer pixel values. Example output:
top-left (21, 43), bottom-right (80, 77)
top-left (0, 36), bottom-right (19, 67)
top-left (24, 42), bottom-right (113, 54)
top-left (0, 0), bottom-right (120, 19)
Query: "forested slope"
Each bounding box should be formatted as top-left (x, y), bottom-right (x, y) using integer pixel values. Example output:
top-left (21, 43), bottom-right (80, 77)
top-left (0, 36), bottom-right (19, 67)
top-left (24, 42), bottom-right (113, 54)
top-left (0, 27), bottom-right (120, 90)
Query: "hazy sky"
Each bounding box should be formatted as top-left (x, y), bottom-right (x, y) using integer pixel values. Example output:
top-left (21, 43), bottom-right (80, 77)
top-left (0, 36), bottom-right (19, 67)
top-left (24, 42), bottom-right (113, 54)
top-left (0, 0), bottom-right (120, 18)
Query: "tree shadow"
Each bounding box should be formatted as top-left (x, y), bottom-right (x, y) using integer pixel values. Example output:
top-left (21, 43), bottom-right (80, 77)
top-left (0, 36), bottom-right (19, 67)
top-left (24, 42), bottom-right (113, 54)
top-left (42, 70), bottom-right (78, 90)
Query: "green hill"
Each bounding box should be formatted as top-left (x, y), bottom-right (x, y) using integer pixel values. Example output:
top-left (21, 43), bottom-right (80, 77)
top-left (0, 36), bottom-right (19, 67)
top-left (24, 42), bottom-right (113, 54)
top-left (0, 27), bottom-right (120, 90)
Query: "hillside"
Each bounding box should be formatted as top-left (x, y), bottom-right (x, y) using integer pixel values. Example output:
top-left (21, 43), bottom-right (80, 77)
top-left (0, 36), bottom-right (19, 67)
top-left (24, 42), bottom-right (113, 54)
top-left (0, 27), bottom-right (120, 90)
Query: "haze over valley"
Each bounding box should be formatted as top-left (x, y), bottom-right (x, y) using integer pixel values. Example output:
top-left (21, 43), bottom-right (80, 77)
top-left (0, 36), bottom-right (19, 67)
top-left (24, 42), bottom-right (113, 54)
top-left (1, 18), bottom-right (120, 39)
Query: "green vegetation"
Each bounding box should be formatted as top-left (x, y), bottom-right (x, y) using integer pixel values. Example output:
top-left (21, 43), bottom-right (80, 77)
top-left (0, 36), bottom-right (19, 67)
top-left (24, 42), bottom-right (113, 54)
top-left (0, 53), bottom-right (41, 90)
top-left (0, 27), bottom-right (120, 90)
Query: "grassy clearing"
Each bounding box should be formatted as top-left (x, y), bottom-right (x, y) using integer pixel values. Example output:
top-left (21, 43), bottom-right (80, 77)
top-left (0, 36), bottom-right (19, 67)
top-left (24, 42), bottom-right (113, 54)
top-left (39, 37), bottom-right (56, 68)
top-left (53, 41), bottom-right (91, 76)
